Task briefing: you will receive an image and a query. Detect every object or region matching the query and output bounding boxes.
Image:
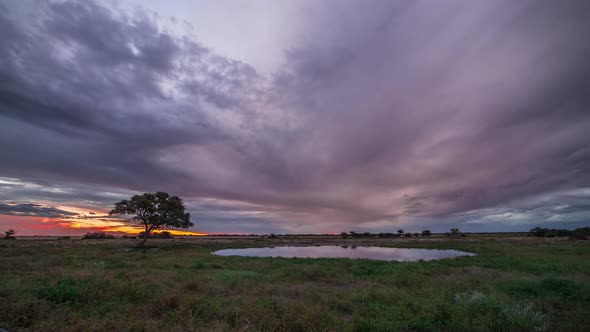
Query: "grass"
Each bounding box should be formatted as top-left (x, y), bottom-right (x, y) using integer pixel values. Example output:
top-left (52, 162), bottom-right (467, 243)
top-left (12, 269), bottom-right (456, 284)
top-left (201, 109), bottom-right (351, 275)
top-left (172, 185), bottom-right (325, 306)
top-left (0, 236), bottom-right (589, 331)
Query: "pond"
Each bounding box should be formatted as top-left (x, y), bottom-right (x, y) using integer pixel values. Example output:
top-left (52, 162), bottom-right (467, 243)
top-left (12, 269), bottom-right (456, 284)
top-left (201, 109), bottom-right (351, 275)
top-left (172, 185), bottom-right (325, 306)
top-left (212, 246), bottom-right (475, 262)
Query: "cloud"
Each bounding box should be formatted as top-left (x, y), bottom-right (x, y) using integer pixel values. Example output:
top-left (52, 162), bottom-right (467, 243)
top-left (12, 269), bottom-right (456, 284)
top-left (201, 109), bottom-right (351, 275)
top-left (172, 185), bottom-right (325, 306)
top-left (0, 202), bottom-right (79, 218)
top-left (0, 0), bottom-right (589, 233)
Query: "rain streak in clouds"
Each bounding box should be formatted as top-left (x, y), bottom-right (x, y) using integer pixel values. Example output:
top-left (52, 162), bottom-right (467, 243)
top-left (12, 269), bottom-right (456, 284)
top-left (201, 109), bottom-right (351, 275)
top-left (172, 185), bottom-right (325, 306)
top-left (0, 0), bottom-right (589, 235)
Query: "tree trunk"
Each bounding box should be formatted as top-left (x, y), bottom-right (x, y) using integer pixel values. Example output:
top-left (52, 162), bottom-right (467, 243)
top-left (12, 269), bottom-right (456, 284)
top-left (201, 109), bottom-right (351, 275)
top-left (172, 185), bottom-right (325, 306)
top-left (138, 225), bottom-right (152, 247)
top-left (138, 234), bottom-right (149, 247)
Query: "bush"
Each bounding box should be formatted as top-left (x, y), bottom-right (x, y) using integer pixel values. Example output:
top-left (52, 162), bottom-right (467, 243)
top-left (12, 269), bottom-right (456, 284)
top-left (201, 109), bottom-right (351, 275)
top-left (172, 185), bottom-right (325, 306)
top-left (153, 231), bottom-right (173, 239)
top-left (121, 234), bottom-right (137, 239)
top-left (138, 231), bottom-right (173, 239)
top-left (421, 230), bottom-right (432, 237)
top-left (57, 236), bottom-right (71, 240)
top-left (528, 227), bottom-right (585, 238)
top-left (81, 232), bottom-right (115, 240)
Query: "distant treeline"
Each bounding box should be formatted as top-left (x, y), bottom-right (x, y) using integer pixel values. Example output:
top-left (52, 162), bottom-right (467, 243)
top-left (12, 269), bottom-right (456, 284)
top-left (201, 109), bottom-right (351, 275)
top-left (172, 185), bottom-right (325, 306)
top-left (340, 229), bottom-right (440, 238)
top-left (81, 231), bottom-right (174, 240)
top-left (528, 227), bottom-right (589, 239)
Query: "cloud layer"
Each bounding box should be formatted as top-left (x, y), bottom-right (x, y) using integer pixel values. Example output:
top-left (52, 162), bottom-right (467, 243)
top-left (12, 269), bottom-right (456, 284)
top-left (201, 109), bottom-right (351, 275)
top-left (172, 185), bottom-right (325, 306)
top-left (1, 0), bottom-right (589, 234)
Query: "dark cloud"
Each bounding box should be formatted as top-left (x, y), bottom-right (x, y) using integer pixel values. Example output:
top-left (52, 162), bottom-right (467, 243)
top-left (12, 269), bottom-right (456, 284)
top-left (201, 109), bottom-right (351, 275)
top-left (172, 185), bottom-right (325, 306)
top-left (0, 202), bottom-right (79, 218)
top-left (0, 0), bottom-right (589, 233)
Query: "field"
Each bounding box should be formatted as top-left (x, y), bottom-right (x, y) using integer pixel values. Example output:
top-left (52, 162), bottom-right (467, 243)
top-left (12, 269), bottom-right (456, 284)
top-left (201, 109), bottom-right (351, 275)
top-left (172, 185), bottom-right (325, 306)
top-left (1, 235), bottom-right (589, 331)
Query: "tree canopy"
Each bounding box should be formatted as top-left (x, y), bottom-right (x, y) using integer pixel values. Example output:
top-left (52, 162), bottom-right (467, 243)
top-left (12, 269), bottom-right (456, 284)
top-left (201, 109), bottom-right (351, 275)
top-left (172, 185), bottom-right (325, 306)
top-left (109, 192), bottom-right (192, 246)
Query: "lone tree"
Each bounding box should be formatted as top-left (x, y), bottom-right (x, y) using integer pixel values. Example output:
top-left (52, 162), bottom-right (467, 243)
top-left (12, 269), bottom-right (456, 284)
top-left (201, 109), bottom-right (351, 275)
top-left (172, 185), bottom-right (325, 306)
top-left (109, 192), bottom-right (192, 246)
top-left (4, 229), bottom-right (16, 240)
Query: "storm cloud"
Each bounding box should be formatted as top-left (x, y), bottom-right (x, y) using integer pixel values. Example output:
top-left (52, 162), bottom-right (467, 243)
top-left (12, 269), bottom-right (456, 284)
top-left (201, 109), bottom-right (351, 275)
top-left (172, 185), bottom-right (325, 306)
top-left (0, 202), bottom-right (79, 218)
top-left (1, 0), bottom-right (589, 233)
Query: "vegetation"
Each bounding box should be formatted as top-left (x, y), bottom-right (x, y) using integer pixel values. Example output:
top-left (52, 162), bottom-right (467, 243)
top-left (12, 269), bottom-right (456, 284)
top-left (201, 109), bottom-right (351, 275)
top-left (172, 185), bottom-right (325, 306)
top-left (3, 229), bottom-right (16, 240)
top-left (342, 231), bottom-right (434, 238)
top-left (121, 235), bottom-right (137, 239)
top-left (139, 231), bottom-right (174, 239)
top-left (449, 228), bottom-right (461, 236)
top-left (0, 235), bottom-right (589, 331)
top-left (82, 232), bottom-right (116, 240)
top-left (529, 227), bottom-right (590, 239)
top-left (109, 192), bottom-right (192, 246)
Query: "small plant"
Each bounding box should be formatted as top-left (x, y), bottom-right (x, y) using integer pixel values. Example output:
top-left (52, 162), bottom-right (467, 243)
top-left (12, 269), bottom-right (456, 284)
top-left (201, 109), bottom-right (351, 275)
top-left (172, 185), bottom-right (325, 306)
top-left (421, 230), bottom-right (432, 237)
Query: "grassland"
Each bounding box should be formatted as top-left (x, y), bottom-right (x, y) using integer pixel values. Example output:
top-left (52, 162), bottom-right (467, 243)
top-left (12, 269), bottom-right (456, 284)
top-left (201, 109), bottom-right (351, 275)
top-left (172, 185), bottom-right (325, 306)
top-left (1, 235), bottom-right (589, 331)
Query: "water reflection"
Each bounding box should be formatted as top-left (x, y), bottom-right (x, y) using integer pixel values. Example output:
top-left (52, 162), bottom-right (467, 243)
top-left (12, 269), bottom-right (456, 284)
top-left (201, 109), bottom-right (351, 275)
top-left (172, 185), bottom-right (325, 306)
top-left (212, 246), bottom-right (475, 261)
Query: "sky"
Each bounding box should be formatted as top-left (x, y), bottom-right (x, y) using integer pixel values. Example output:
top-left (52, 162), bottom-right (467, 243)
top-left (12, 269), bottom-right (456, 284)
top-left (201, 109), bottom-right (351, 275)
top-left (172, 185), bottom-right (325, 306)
top-left (1, 0), bottom-right (589, 236)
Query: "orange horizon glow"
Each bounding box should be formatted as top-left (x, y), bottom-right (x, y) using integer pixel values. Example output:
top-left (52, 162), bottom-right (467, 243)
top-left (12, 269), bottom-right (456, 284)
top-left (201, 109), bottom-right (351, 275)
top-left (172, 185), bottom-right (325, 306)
top-left (0, 214), bottom-right (208, 236)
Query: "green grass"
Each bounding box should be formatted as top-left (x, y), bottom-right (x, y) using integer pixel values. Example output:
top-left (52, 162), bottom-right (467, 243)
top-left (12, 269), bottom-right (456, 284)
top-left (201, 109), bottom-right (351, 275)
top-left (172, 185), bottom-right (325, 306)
top-left (0, 236), bottom-right (589, 331)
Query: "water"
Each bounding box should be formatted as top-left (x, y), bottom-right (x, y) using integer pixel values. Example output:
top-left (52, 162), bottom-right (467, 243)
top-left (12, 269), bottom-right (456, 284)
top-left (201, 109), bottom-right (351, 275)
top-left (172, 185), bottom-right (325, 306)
top-left (212, 246), bottom-right (475, 261)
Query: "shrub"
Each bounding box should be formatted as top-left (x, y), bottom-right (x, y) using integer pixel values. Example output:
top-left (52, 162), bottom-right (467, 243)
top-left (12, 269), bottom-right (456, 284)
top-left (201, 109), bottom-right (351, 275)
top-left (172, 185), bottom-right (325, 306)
top-left (121, 234), bottom-right (137, 239)
top-left (81, 232), bottom-right (115, 240)
top-left (153, 231), bottom-right (173, 239)
top-left (57, 236), bottom-right (71, 240)
top-left (138, 231), bottom-right (173, 239)
top-left (529, 227), bottom-right (576, 238)
top-left (421, 230), bottom-right (432, 237)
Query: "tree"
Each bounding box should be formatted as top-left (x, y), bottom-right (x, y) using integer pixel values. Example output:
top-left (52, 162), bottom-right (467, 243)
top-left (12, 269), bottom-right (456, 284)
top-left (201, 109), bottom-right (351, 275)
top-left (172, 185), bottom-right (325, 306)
top-left (397, 229), bottom-right (404, 235)
top-left (4, 229), bottom-right (16, 240)
top-left (421, 230), bottom-right (432, 237)
top-left (109, 192), bottom-right (192, 246)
